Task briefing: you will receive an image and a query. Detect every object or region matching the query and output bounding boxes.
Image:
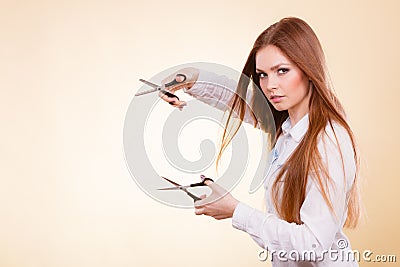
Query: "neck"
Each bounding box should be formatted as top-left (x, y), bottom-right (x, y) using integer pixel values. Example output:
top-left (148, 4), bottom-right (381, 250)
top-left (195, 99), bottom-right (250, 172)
top-left (288, 109), bottom-right (308, 126)
top-left (288, 89), bottom-right (311, 126)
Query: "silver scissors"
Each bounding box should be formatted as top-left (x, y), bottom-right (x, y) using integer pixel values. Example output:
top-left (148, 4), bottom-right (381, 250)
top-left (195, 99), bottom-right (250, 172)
top-left (136, 74), bottom-right (187, 105)
top-left (158, 175), bottom-right (214, 202)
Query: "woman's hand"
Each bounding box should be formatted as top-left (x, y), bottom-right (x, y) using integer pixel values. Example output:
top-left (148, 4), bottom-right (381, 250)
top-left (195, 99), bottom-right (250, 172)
top-left (159, 67), bottom-right (199, 109)
top-left (194, 180), bottom-right (240, 220)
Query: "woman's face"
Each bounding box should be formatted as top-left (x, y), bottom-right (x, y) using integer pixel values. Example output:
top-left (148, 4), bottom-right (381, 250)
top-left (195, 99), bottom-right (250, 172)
top-left (255, 45), bottom-right (310, 118)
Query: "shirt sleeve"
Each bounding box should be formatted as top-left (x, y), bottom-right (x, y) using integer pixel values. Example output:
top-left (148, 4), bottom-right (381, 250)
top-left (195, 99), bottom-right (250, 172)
top-left (232, 124), bottom-right (356, 258)
top-left (184, 69), bottom-right (256, 125)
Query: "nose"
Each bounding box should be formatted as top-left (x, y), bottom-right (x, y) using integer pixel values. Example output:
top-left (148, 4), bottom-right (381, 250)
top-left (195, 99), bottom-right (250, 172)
top-left (260, 75), bottom-right (278, 93)
top-left (266, 75), bottom-right (278, 91)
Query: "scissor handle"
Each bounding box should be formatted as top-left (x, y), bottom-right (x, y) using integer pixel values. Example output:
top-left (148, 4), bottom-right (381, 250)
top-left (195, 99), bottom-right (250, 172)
top-left (189, 177), bottom-right (213, 202)
top-left (161, 74), bottom-right (187, 105)
top-left (164, 74), bottom-right (187, 87)
top-left (159, 89), bottom-right (180, 104)
top-left (190, 178), bottom-right (214, 187)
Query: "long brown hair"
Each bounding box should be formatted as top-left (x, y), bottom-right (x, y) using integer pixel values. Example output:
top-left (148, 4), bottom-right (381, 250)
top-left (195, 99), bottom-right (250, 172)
top-left (218, 17), bottom-right (360, 228)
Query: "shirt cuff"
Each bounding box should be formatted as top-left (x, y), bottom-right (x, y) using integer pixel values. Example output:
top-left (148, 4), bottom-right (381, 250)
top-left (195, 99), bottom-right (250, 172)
top-left (232, 202), bottom-right (255, 232)
top-left (184, 69), bottom-right (216, 96)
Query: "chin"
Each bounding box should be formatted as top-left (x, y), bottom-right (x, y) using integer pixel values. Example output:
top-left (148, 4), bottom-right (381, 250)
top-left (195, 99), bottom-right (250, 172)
top-left (272, 104), bottom-right (286, 112)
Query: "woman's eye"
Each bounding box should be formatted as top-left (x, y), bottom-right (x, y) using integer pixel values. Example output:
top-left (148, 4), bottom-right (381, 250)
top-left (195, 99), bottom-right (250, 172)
top-left (257, 72), bottom-right (267, 78)
top-left (278, 68), bottom-right (289, 74)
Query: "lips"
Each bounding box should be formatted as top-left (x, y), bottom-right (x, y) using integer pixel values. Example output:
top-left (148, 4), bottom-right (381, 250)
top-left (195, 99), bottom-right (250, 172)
top-left (270, 95), bottom-right (285, 103)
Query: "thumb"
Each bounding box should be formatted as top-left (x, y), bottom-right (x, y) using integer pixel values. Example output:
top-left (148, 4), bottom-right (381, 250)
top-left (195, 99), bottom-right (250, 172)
top-left (203, 182), bottom-right (229, 204)
top-left (207, 182), bottom-right (227, 195)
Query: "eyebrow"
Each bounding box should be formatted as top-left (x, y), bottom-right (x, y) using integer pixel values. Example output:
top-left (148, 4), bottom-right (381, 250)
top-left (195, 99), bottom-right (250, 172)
top-left (256, 63), bottom-right (290, 72)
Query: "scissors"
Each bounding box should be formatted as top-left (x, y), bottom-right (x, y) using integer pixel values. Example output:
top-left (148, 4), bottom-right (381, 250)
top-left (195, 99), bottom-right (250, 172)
top-left (158, 175), bottom-right (214, 202)
top-left (135, 74), bottom-right (187, 105)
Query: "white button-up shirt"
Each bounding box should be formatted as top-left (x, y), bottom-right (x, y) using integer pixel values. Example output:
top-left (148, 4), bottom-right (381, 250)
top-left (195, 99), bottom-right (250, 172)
top-left (188, 70), bottom-right (358, 266)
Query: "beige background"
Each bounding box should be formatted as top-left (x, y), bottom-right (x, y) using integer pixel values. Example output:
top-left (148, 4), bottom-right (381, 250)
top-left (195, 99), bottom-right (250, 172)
top-left (1, 0), bottom-right (399, 266)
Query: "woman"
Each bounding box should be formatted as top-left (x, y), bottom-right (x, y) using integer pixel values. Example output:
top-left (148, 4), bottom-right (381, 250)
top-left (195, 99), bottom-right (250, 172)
top-left (159, 17), bottom-right (360, 266)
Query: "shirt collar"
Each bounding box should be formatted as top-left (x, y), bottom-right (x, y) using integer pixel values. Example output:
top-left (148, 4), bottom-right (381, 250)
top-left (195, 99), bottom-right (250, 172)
top-left (281, 114), bottom-right (309, 143)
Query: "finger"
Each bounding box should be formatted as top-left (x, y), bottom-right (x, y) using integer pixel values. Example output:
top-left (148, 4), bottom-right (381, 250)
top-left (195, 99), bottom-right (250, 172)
top-left (204, 179), bottom-right (213, 186)
top-left (194, 207), bottom-right (205, 215)
top-left (194, 195), bottom-right (207, 208)
top-left (158, 92), bottom-right (180, 105)
top-left (157, 91), bottom-right (187, 108)
top-left (194, 200), bottom-right (204, 208)
top-left (175, 74), bottom-right (185, 83)
top-left (158, 91), bottom-right (175, 103)
top-left (175, 100), bottom-right (187, 109)
top-left (194, 197), bottom-right (210, 207)
top-left (194, 194), bottom-right (207, 209)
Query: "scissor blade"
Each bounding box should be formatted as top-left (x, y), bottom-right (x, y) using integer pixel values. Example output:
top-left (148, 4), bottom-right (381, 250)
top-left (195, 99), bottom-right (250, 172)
top-left (160, 176), bottom-right (182, 187)
top-left (157, 186), bottom-right (184, 191)
top-left (134, 88), bottom-right (159, 96)
top-left (184, 189), bottom-right (201, 202)
top-left (135, 79), bottom-right (162, 96)
top-left (139, 79), bottom-right (160, 89)
top-left (159, 176), bottom-right (201, 202)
